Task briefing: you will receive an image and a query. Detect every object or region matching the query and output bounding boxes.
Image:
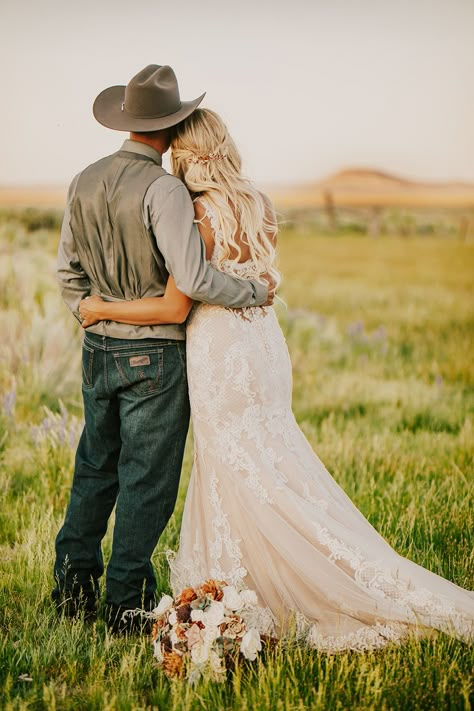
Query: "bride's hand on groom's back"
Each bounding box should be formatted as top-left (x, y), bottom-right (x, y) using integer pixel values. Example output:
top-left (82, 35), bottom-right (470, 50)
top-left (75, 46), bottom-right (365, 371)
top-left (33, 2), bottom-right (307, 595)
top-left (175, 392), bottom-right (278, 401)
top-left (79, 295), bottom-right (105, 328)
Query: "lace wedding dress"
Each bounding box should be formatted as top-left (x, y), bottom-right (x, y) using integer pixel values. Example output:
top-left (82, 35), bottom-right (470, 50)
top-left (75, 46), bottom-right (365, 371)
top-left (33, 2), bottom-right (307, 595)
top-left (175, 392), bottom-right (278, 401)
top-left (170, 200), bottom-right (474, 652)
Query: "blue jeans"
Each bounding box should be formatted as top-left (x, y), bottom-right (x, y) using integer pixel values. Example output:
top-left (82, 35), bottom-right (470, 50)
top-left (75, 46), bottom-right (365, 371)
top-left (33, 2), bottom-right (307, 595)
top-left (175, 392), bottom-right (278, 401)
top-left (53, 333), bottom-right (190, 609)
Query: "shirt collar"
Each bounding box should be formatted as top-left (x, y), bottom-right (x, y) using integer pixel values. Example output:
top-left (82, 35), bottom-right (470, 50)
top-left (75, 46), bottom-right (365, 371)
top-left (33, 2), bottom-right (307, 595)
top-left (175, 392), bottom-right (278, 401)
top-left (120, 139), bottom-right (163, 166)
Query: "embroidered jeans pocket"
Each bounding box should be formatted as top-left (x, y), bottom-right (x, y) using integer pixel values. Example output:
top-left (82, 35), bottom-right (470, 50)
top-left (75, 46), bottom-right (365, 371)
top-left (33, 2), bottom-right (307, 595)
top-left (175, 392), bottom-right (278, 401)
top-left (114, 349), bottom-right (164, 397)
top-left (82, 344), bottom-right (95, 389)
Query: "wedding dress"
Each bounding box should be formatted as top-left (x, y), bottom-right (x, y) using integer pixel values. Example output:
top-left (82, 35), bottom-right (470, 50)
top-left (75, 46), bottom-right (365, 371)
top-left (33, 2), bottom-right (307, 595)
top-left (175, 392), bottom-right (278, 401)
top-left (170, 200), bottom-right (474, 652)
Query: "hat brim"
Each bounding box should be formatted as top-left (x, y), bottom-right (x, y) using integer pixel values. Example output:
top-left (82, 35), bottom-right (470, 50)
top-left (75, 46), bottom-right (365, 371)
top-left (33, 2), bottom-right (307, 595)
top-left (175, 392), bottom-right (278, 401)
top-left (93, 85), bottom-right (205, 132)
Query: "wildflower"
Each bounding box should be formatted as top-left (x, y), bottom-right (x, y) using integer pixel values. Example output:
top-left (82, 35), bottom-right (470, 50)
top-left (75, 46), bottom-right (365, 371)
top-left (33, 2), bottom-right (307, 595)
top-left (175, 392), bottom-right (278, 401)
top-left (2, 388), bottom-right (16, 419)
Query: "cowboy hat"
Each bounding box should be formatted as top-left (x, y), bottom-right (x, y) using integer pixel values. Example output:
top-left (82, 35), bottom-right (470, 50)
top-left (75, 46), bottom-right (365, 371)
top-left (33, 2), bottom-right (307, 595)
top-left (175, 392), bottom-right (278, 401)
top-left (93, 64), bottom-right (205, 132)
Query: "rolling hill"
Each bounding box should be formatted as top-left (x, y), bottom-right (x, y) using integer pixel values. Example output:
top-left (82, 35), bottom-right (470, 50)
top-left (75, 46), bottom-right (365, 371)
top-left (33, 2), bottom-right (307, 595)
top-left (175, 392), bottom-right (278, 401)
top-left (267, 168), bottom-right (474, 208)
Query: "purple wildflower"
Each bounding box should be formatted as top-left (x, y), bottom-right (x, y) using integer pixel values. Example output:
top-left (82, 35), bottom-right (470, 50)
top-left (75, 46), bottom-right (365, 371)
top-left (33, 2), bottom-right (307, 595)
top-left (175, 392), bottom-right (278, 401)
top-left (2, 388), bottom-right (16, 419)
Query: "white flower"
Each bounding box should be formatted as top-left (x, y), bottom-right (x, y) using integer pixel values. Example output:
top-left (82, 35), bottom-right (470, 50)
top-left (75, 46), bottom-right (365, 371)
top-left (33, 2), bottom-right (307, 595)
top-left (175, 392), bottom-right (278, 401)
top-left (191, 641), bottom-right (211, 665)
top-left (240, 628), bottom-right (262, 661)
top-left (204, 601), bottom-right (225, 627)
top-left (190, 609), bottom-right (205, 623)
top-left (192, 601), bottom-right (226, 627)
top-left (169, 628), bottom-right (181, 647)
top-left (222, 585), bottom-right (243, 611)
top-left (153, 594), bottom-right (174, 617)
top-left (202, 624), bottom-right (220, 644)
top-left (168, 610), bottom-right (178, 626)
top-left (239, 589), bottom-right (258, 607)
top-left (153, 640), bottom-right (164, 663)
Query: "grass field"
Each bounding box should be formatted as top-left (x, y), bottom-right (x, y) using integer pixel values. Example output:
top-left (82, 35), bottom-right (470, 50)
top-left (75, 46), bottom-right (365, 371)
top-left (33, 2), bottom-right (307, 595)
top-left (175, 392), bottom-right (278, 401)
top-left (0, 217), bottom-right (473, 710)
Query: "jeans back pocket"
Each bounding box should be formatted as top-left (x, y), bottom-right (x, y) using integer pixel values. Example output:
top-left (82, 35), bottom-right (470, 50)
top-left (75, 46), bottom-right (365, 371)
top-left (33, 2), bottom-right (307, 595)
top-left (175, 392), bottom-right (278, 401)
top-left (114, 349), bottom-right (164, 397)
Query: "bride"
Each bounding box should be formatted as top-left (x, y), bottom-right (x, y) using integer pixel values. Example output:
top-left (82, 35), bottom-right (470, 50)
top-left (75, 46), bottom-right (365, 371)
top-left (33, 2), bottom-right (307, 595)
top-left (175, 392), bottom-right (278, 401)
top-left (79, 108), bottom-right (474, 651)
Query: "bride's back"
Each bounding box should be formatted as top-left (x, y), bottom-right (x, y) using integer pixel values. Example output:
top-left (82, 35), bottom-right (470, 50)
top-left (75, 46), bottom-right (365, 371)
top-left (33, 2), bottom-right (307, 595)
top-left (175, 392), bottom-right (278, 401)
top-left (194, 193), bottom-right (277, 267)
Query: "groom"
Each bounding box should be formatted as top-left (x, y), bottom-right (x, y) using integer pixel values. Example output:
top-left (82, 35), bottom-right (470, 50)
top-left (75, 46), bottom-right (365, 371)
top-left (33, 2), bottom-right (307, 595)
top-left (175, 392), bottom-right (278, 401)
top-left (53, 64), bottom-right (272, 632)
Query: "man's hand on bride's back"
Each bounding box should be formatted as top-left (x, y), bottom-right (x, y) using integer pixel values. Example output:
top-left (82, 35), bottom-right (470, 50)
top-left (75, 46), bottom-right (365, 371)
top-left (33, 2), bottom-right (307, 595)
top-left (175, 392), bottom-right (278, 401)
top-left (79, 295), bottom-right (105, 328)
top-left (261, 272), bottom-right (277, 306)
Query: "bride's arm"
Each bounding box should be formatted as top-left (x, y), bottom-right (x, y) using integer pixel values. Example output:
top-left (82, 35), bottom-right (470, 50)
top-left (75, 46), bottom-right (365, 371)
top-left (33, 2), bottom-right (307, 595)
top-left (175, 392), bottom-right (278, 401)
top-left (79, 277), bottom-right (193, 328)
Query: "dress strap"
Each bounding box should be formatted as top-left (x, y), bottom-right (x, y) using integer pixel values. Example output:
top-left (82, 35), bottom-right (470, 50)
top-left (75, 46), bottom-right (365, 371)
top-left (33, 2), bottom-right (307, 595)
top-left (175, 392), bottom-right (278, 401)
top-left (192, 197), bottom-right (209, 225)
top-left (193, 198), bottom-right (220, 237)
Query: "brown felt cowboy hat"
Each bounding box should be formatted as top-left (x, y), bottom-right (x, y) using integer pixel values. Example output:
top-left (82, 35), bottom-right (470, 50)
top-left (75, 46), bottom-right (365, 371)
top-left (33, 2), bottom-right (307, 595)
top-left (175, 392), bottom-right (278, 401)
top-left (93, 64), bottom-right (205, 132)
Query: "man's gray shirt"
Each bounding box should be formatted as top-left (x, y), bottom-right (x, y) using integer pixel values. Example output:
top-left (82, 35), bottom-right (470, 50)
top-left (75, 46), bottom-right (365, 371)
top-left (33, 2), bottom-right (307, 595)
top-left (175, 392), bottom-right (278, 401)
top-left (57, 140), bottom-right (268, 340)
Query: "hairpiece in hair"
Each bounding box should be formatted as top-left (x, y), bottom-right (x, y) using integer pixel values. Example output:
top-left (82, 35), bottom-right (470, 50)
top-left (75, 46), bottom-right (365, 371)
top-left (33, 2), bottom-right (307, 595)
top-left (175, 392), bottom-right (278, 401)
top-left (188, 151), bottom-right (225, 165)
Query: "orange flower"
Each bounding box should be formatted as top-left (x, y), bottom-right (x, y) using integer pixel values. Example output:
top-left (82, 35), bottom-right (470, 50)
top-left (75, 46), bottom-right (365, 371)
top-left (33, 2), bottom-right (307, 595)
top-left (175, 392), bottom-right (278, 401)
top-left (175, 623), bottom-right (188, 640)
top-left (200, 579), bottom-right (226, 601)
top-left (176, 587), bottom-right (198, 605)
top-left (162, 651), bottom-right (184, 679)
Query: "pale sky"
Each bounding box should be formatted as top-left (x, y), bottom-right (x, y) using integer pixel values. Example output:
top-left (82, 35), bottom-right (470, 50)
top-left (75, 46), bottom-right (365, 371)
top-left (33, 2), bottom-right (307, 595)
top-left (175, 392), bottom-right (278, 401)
top-left (2, 0), bottom-right (473, 187)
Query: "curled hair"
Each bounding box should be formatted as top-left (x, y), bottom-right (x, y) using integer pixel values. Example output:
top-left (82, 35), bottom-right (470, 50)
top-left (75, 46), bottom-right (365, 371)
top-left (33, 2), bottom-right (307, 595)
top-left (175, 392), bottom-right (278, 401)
top-left (171, 109), bottom-right (280, 289)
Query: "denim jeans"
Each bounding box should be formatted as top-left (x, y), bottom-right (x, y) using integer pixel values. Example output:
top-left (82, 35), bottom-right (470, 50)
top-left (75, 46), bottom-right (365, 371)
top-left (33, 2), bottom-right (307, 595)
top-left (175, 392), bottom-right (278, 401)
top-left (53, 332), bottom-right (190, 609)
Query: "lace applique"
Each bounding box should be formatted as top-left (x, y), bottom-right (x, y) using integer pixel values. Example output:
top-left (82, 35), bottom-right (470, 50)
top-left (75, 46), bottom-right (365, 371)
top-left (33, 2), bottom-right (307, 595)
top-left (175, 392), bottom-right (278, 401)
top-left (354, 562), bottom-right (458, 618)
top-left (208, 473), bottom-right (248, 585)
top-left (196, 197), bottom-right (268, 324)
top-left (241, 604), bottom-right (276, 637)
top-left (168, 541), bottom-right (204, 591)
top-left (225, 306), bottom-right (269, 323)
top-left (302, 483), bottom-right (329, 511)
top-left (308, 621), bottom-right (412, 653)
top-left (310, 520), bottom-right (465, 633)
top-left (312, 522), bottom-right (365, 568)
top-left (223, 342), bottom-right (256, 399)
top-left (264, 409), bottom-right (298, 451)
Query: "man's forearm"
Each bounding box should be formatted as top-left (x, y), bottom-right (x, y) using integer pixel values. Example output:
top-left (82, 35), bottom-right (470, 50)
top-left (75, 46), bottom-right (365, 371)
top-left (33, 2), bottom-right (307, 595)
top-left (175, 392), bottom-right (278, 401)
top-left (147, 180), bottom-right (268, 309)
top-left (174, 259), bottom-right (268, 307)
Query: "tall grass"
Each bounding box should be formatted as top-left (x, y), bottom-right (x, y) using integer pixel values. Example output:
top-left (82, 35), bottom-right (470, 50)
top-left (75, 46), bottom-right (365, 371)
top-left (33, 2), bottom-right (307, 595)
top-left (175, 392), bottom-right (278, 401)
top-left (0, 222), bottom-right (473, 710)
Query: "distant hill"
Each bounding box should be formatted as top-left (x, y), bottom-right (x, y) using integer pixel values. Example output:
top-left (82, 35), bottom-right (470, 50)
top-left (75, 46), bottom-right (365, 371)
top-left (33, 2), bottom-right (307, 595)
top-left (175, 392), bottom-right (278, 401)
top-left (267, 168), bottom-right (474, 208)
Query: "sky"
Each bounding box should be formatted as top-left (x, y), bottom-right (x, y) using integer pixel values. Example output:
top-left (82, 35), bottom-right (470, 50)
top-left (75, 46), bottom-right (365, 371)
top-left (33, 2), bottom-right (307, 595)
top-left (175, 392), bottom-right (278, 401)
top-left (2, 0), bottom-right (474, 187)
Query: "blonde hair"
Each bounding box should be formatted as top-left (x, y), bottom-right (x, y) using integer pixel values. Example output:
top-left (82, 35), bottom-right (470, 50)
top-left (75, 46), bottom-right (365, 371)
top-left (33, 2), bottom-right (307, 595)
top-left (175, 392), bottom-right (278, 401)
top-left (171, 108), bottom-right (280, 288)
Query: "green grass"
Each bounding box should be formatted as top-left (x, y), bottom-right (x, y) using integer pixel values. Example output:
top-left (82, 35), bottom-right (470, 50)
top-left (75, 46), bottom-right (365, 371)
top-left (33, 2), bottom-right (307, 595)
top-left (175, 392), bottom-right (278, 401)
top-left (0, 223), bottom-right (473, 710)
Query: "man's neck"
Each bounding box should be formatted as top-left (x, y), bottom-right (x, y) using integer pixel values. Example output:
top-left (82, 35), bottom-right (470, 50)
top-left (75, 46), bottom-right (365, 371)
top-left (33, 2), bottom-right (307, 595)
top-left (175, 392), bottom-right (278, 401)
top-left (129, 131), bottom-right (168, 156)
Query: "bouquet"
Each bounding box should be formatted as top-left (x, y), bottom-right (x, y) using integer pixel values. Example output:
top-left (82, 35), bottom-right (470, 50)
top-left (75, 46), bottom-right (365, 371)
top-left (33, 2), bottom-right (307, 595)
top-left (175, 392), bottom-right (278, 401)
top-left (151, 579), bottom-right (268, 683)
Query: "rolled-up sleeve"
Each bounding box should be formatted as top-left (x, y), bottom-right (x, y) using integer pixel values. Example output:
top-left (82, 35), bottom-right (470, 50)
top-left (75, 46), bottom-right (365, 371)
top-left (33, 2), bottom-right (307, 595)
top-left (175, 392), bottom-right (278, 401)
top-left (56, 175), bottom-right (91, 322)
top-left (146, 177), bottom-right (268, 307)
